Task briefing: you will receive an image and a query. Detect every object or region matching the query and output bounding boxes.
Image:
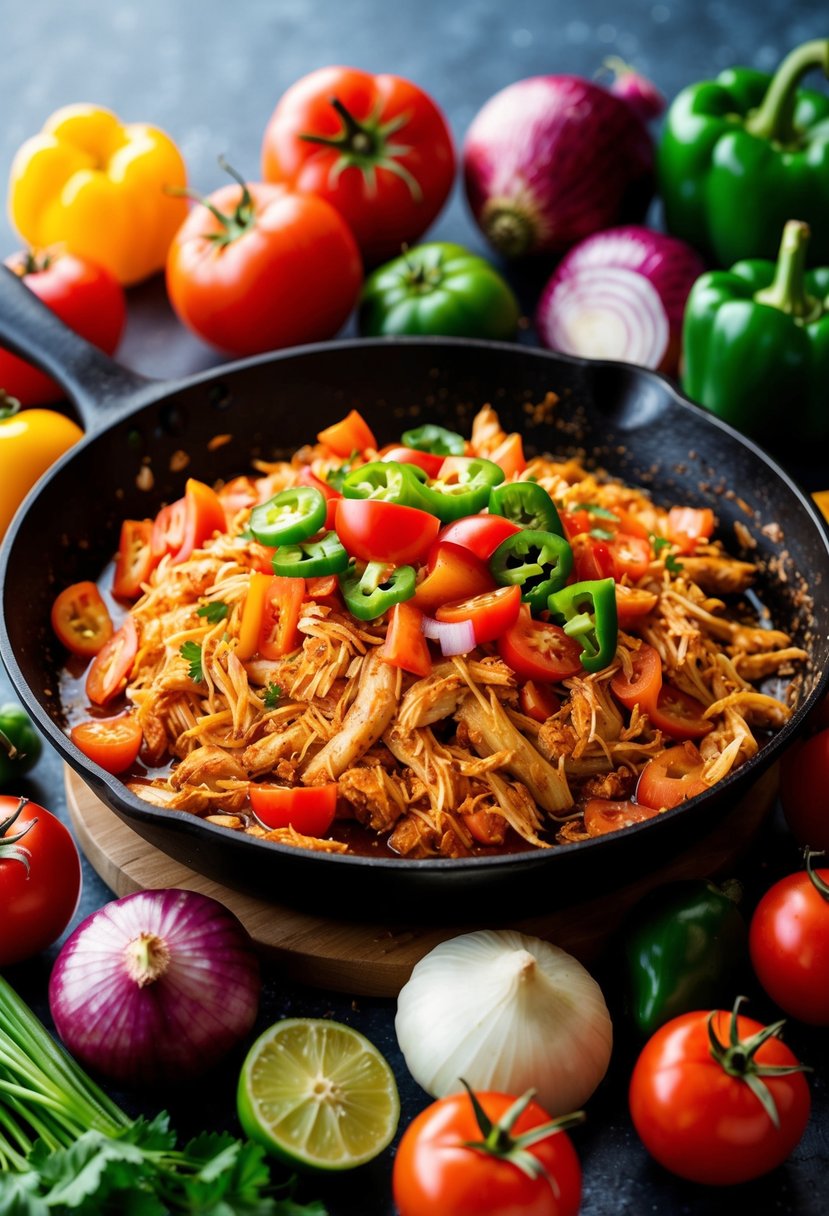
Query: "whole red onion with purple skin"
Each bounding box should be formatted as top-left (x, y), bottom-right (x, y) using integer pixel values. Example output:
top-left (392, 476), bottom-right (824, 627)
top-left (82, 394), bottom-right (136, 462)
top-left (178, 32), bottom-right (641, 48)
top-left (536, 225), bottom-right (706, 375)
top-left (463, 75), bottom-right (659, 258)
top-left (603, 57), bottom-right (667, 123)
top-left (49, 887), bottom-right (261, 1086)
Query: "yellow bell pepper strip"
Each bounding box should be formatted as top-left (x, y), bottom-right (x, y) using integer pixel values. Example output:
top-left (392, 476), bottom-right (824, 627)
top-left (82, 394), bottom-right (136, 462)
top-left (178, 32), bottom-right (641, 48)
top-left (8, 104), bottom-right (188, 285)
top-left (0, 393), bottom-right (83, 538)
top-left (813, 490), bottom-right (829, 524)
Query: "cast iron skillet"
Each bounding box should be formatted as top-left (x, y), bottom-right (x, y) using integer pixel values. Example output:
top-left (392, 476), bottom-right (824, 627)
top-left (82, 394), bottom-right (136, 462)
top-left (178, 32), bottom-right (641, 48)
top-left (1, 266), bottom-right (828, 919)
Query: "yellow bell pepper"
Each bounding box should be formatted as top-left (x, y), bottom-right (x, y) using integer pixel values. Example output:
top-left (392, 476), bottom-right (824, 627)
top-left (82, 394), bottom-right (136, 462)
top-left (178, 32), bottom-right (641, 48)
top-left (813, 490), bottom-right (829, 524)
top-left (0, 395), bottom-right (84, 538)
top-left (7, 104), bottom-right (188, 286)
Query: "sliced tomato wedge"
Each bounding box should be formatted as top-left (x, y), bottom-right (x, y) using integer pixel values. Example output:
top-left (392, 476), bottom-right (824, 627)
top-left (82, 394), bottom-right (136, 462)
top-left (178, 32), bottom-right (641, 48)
top-left (434, 514), bottom-right (522, 561)
top-left (335, 498), bottom-right (439, 564)
top-left (636, 741), bottom-right (710, 810)
top-left (304, 574), bottom-right (339, 601)
top-left (151, 497), bottom-right (187, 561)
top-left (488, 432), bottom-right (526, 478)
top-left (217, 475), bottom-right (259, 522)
top-left (112, 519), bottom-right (155, 600)
top-left (609, 533), bottom-right (652, 581)
top-left (571, 535), bottom-right (615, 582)
top-left (237, 572), bottom-right (305, 661)
top-left (519, 680), bottom-right (561, 723)
top-left (666, 506), bottom-right (714, 555)
top-left (583, 798), bottom-right (661, 836)
top-left (615, 584), bottom-right (659, 630)
top-left (51, 581), bottom-right (114, 658)
top-left (380, 445), bottom-right (444, 477)
top-left (70, 715), bottom-right (143, 774)
top-left (497, 604), bottom-right (583, 682)
top-left (610, 643), bottom-right (662, 714)
top-left (436, 584), bottom-right (521, 645)
top-left (378, 601), bottom-right (432, 677)
top-left (172, 478), bottom-right (227, 563)
top-left (413, 542), bottom-right (495, 615)
top-left (249, 782), bottom-right (337, 836)
top-left (651, 683), bottom-right (714, 741)
top-left (85, 615), bottom-right (138, 705)
top-left (317, 409), bottom-right (376, 457)
top-left (298, 465), bottom-right (341, 529)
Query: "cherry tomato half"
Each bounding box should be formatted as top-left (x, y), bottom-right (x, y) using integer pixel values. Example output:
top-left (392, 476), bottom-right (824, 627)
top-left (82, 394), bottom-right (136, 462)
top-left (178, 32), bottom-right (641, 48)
top-left (51, 581), bottom-right (113, 658)
top-left (519, 680), bottom-right (561, 723)
top-left (85, 616), bottom-right (138, 706)
top-left (610, 643), bottom-right (662, 714)
top-left (435, 513), bottom-right (522, 561)
top-left (635, 742), bottom-right (710, 810)
top-left (70, 715), bottom-right (143, 774)
top-left (749, 861), bottom-right (829, 1025)
top-left (436, 584), bottom-right (521, 645)
top-left (335, 498), bottom-right (439, 564)
top-left (498, 605), bottom-right (583, 682)
top-left (112, 519), bottom-right (155, 599)
top-left (650, 684), bottom-right (713, 741)
top-left (583, 799), bottom-right (660, 836)
top-left (249, 782), bottom-right (337, 836)
top-left (413, 542), bottom-right (494, 615)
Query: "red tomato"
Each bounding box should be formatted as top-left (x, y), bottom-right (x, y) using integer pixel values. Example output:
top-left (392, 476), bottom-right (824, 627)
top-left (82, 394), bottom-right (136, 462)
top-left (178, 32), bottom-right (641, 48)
top-left (261, 67), bottom-right (455, 265)
top-left (498, 605), bottom-right (583, 682)
top-left (166, 179), bottom-right (362, 355)
top-left (335, 498), bottom-right (439, 564)
top-left (629, 1007), bottom-right (811, 1185)
top-left (151, 498), bottom-right (187, 561)
top-left (172, 478), bottom-right (230, 563)
top-left (70, 715), bottom-right (143, 775)
top-left (571, 534), bottom-right (615, 582)
top-left (583, 799), bottom-right (660, 835)
top-left (317, 409), bottom-right (377, 457)
top-left (519, 680), bottom-right (561, 723)
top-left (380, 445), bottom-right (445, 477)
top-left (650, 684), bottom-right (713, 741)
top-left (489, 432), bottom-right (526, 478)
top-left (780, 729), bottom-right (829, 850)
top-left (636, 742), bottom-right (710, 809)
top-left (85, 616), bottom-right (138, 706)
top-left (378, 601), bottom-right (432, 677)
top-left (249, 782), bottom-right (337, 836)
top-left (436, 584), bottom-right (521, 645)
top-left (614, 584), bottom-right (658, 630)
top-left (666, 506), bottom-right (714, 555)
top-left (51, 581), bottom-right (113, 658)
top-left (393, 1089), bottom-right (581, 1216)
top-left (609, 643), bottom-right (662, 714)
top-left (0, 251), bottom-right (125, 406)
top-left (237, 572), bottom-right (305, 661)
top-left (608, 533), bottom-right (652, 581)
top-left (112, 519), bottom-right (155, 599)
top-left (435, 514), bottom-right (522, 561)
top-left (412, 542), bottom-right (494, 615)
top-left (0, 795), bottom-right (82, 966)
top-left (749, 860), bottom-right (829, 1025)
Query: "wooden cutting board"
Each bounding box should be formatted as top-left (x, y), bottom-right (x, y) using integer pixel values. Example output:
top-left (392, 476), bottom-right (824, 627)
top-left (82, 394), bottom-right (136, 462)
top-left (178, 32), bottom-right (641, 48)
top-left (66, 765), bottom-right (777, 998)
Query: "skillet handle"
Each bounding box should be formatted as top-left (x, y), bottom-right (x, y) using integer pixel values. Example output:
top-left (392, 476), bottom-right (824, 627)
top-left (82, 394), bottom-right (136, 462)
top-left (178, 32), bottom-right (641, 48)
top-left (0, 265), bottom-right (152, 432)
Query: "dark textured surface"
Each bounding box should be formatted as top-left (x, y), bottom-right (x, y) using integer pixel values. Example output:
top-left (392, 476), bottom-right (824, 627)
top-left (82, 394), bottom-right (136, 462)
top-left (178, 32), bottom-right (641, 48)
top-left (2, 2), bottom-right (829, 1213)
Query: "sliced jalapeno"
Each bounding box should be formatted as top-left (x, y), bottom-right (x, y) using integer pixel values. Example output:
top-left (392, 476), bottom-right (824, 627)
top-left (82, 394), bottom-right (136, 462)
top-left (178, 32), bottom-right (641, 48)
top-left (271, 530), bottom-right (349, 578)
top-left (490, 529), bottom-right (574, 614)
top-left (339, 561), bottom-right (417, 620)
top-left (547, 577), bottom-right (618, 673)
top-left (249, 486), bottom-right (326, 546)
top-left (400, 423), bottom-right (466, 456)
top-left (340, 460), bottom-right (428, 508)
top-left (489, 481), bottom-right (564, 536)
top-left (417, 456), bottom-right (505, 523)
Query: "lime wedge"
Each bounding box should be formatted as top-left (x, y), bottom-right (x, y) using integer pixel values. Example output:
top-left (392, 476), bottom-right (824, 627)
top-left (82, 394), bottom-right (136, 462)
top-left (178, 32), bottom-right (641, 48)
top-left (236, 1017), bottom-right (400, 1171)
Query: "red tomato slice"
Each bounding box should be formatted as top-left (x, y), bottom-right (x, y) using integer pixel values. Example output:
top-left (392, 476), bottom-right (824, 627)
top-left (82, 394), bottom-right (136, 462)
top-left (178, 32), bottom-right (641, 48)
top-left (317, 409), bottom-right (377, 457)
top-left (434, 514), bottom-right (522, 561)
top-left (380, 445), bottom-right (445, 477)
top-left (519, 680), bottom-right (561, 723)
top-left (378, 601), bottom-right (432, 677)
top-left (651, 684), bottom-right (713, 740)
top-left (497, 604), bottom-right (583, 681)
top-left (583, 798), bottom-right (660, 835)
top-left (237, 572), bottom-right (305, 660)
top-left (85, 616), bottom-right (138, 705)
top-left (615, 584), bottom-right (659, 630)
top-left (610, 643), bottom-right (662, 714)
top-left (172, 478), bottom-right (227, 563)
top-left (488, 432), bottom-right (526, 478)
top-left (636, 742), bottom-right (710, 810)
top-left (217, 475), bottom-right (259, 521)
top-left (561, 508), bottom-right (595, 540)
top-left (436, 584), bottom-right (521, 645)
top-left (249, 782), bottom-right (337, 836)
top-left (297, 466), bottom-right (341, 531)
top-left (609, 533), bottom-right (652, 581)
top-left (151, 498), bottom-right (187, 560)
top-left (412, 542), bottom-right (495, 615)
top-left (666, 506), bottom-right (714, 555)
top-left (51, 581), bottom-right (114, 658)
top-left (572, 535), bottom-right (615, 582)
top-left (70, 715), bottom-right (143, 774)
top-left (304, 574), bottom-right (339, 601)
top-left (112, 519), bottom-right (155, 600)
top-left (335, 498), bottom-right (439, 564)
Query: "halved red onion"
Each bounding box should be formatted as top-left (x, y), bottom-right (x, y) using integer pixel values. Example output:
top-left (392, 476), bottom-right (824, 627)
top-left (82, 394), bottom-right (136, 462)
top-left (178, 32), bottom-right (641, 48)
top-left (422, 614), bottom-right (476, 656)
top-left (49, 888), bottom-right (261, 1086)
top-left (536, 226), bottom-right (706, 374)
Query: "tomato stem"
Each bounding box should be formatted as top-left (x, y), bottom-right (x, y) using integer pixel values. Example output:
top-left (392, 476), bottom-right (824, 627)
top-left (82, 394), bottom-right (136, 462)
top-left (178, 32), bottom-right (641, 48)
top-left (0, 390), bottom-right (21, 422)
top-left (804, 848), bottom-right (829, 902)
top-left (0, 797), bottom-right (36, 874)
top-left (167, 157), bottom-right (257, 248)
top-left (459, 1079), bottom-right (585, 1187)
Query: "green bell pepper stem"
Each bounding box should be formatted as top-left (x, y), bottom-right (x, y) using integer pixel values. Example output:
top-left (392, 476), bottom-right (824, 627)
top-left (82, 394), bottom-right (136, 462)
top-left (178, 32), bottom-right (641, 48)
top-left (754, 220), bottom-right (822, 321)
top-left (489, 481), bottom-right (564, 536)
top-left (340, 460), bottom-right (429, 507)
top-left (400, 423), bottom-right (466, 456)
top-left (490, 530), bottom-right (574, 615)
top-left (417, 457), bottom-right (505, 523)
top-left (271, 530), bottom-right (349, 578)
top-left (339, 561), bottom-right (416, 620)
top-left (547, 577), bottom-right (618, 673)
top-left (249, 485), bottom-right (326, 546)
top-left (745, 39), bottom-right (829, 145)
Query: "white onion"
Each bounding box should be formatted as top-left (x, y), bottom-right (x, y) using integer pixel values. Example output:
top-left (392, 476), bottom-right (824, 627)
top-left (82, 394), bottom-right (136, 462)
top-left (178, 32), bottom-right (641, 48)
top-left (421, 614), bottom-right (476, 656)
top-left (395, 929), bottom-right (613, 1116)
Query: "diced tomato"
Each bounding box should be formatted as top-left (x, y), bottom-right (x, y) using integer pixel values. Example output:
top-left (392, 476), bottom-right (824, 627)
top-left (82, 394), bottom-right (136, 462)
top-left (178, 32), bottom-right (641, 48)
top-left (610, 643), bottom-right (662, 714)
top-left (305, 574), bottom-right (339, 601)
top-left (583, 798), bottom-right (660, 836)
top-left (497, 604), bottom-right (583, 682)
top-left (51, 581), bottom-right (113, 658)
top-left (249, 782), bottom-right (337, 836)
top-left (298, 464), bottom-right (342, 530)
top-left (614, 508), bottom-right (653, 540)
top-left (489, 432), bottom-right (526, 478)
top-left (571, 535), bottom-right (615, 582)
top-left (666, 506), bottom-right (715, 556)
top-left (218, 475), bottom-right (259, 522)
top-left (237, 572), bottom-right (304, 661)
top-left (317, 409), bottom-right (377, 457)
top-left (172, 478), bottom-right (227, 563)
top-left (636, 741), bottom-right (710, 810)
top-left (151, 498), bottom-right (187, 561)
top-left (112, 519), bottom-right (155, 600)
top-left (519, 680), bottom-right (561, 723)
top-left (615, 584), bottom-right (659, 630)
top-left (70, 715), bottom-right (143, 774)
top-left (380, 445), bottom-right (444, 477)
top-left (413, 542), bottom-right (495, 616)
top-left (650, 684), bottom-right (714, 741)
top-left (378, 601), bottom-right (432, 677)
top-left (434, 514), bottom-right (522, 561)
top-left (609, 533), bottom-right (652, 581)
top-left (464, 808), bottom-right (508, 846)
top-left (335, 499), bottom-right (439, 564)
top-left (436, 584), bottom-right (521, 646)
top-left (248, 541), bottom-right (278, 575)
top-left (85, 616), bottom-right (138, 705)
top-left (561, 508), bottom-right (595, 540)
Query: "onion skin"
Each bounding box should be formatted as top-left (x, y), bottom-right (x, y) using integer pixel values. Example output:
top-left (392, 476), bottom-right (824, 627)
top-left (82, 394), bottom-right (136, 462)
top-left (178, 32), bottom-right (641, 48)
top-left (49, 888), bottom-right (261, 1086)
top-left (536, 225), bottom-right (706, 374)
top-left (463, 76), bottom-right (656, 258)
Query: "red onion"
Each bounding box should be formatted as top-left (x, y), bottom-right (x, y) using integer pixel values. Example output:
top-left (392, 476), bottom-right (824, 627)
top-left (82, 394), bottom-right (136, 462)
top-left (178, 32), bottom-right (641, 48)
top-left (49, 888), bottom-right (261, 1086)
top-left (536, 226), bottom-right (706, 374)
top-left (462, 75), bottom-right (656, 258)
top-left (422, 615), bottom-right (476, 656)
top-left (603, 57), bottom-right (666, 124)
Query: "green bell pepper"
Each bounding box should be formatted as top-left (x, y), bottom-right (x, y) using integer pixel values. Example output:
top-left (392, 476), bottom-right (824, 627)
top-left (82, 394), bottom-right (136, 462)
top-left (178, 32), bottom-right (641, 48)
top-left (0, 704), bottom-right (42, 788)
top-left (340, 460), bottom-right (428, 507)
top-left (358, 242), bottom-right (520, 340)
top-left (659, 39), bottom-right (829, 266)
top-left (400, 423), bottom-right (466, 457)
top-left (547, 578), bottom-right (618, 673)
top-left (271, 530), bottom-right (349, 578)
top-left (416, 456), bottom-right (505, 523)
top-left (682, 220), bottom-right (829, 442)
top-left (339, 561), bottom-right (416, 620)
top-left (490, 530), bottom-right (573, 615)
top-left (248, 486), bottom-right (326, 546)
top-left (489, 481), bottom-right (564, 536)
top-left (620, 879), bottom-right (747, 1038)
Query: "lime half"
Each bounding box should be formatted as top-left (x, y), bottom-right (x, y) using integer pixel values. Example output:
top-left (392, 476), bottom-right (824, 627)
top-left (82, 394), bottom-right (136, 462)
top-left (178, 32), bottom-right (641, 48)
top-left (237, 1017), bottom-right (400, 1171)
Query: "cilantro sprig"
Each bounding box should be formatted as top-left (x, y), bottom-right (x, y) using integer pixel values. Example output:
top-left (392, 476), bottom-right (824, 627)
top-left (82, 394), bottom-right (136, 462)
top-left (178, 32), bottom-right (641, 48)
top-left (180, 641), bottom-right (204, 682)
top-left (197, 601), bottom-right (229, 625)
top-left (263, 682), bottom-right (282, 709)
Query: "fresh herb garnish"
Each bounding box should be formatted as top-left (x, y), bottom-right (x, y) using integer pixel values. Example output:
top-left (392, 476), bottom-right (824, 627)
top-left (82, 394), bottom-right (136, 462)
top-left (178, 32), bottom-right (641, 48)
top-left (571, 502), bottom-right (619, 522)
top-left (180, 641), bottom-right (204, 683)
top-left (325, 450), bottom-right (360, 492)
top-left (197, 601), bottom-right (229, 624)
top-left (650, 534), bottom-right (684, 572)
top-left (650, 535), bottom-right (671, 553)
top-left (666, 552), bottom-right (684, 573)
top-left (263, 682), bottom-right (282, 709)
top-left (589, 527), bottom-right (615, 541)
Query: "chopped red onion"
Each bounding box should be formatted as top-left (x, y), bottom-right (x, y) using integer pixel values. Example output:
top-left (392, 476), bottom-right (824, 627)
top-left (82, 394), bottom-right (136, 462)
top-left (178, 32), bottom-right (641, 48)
top-left (422, 615), bottom-right (476, 656)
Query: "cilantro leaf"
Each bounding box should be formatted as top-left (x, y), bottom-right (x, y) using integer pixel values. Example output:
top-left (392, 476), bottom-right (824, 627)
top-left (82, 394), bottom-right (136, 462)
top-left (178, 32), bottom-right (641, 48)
top-left (666, 553), bottom-right (684, 573)
top-left (180, 641), bottom-right (204, 682)
top-left (588, 527), bottom-right (615, 541)
top-left (325, 451), bottom-right (359, 492)
top-left (650, 535), bottom-right (671, 553)
top-left (198, 601), bottom-right (230, 625)
top-left (263, 682), bottom-right (282, 709)
top-left (570, 502), bottom-right (619, 522)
